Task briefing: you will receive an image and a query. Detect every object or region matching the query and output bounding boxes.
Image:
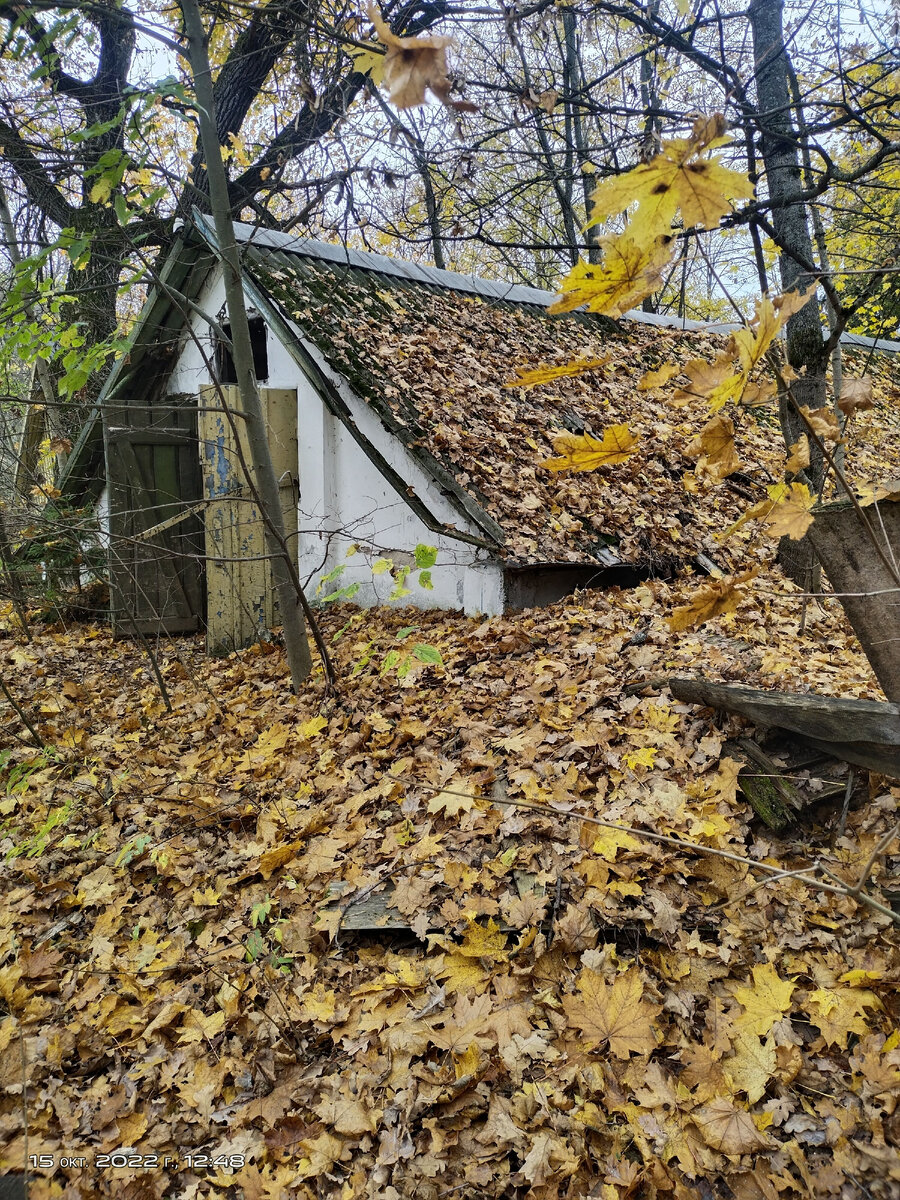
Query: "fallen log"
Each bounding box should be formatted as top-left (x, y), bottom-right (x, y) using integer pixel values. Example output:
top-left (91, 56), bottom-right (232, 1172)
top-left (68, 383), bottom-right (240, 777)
top-left (662, 677), bottom-right (900, 779)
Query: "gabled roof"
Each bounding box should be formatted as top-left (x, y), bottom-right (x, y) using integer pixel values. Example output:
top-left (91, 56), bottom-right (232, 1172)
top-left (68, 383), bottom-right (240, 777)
top-left (61, 219), bottom-right (900, 573)
top-left (221, 221), bottom-right (899, 571)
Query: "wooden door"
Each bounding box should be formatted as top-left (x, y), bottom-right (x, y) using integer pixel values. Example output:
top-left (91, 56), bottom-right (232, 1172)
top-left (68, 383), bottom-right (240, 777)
top-left (198, 386), bottom-right (298, 653)
top-left (107, 421), bottom-right (205, 635)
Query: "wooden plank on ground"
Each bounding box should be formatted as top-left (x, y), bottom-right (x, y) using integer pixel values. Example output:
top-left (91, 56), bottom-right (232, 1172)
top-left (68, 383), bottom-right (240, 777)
top-left (664, 677), bottom-right (900, 778)
top-left (320, 872), bottom-right (545, 934)
top-left (724, 738), bottom-right (803, 832)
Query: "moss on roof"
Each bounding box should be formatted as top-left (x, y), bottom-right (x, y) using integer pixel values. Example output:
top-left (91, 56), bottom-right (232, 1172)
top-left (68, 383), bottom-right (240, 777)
top-left (246, 244), bottom-right (899, 572)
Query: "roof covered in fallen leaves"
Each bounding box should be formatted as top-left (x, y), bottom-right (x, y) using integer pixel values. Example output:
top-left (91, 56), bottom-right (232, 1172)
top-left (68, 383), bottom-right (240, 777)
top-left (233, 227), bottom-right (900, 571)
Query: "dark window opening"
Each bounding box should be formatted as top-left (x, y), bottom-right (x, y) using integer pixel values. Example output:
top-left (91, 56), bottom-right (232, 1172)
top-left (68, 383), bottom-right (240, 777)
top-left (503, 561), bottom-right (659, 611)
top-left (215, 316), bottom-right (269, 383)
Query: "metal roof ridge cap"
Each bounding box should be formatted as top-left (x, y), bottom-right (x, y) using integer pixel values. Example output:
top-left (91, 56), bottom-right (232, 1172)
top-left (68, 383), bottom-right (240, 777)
top-left (229, 219), bottom-right (561, 304)
top-left (839, 331), bottom-right (900, 355)
top-left (222, 221), bottom-right (900, 351)
top-left (620, 308), bottom-right (742, 332)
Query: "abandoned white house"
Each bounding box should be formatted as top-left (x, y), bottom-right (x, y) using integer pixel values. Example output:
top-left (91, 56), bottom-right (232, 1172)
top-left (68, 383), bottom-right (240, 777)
top-left (59, 215), bottom-right (899, 653)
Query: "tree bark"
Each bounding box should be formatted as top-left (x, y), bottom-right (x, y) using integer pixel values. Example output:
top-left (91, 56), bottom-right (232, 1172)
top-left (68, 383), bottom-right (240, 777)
top-left (748, 0), bottom-right (825, 589)
top-left (181, 0), bottom-right (313, 690)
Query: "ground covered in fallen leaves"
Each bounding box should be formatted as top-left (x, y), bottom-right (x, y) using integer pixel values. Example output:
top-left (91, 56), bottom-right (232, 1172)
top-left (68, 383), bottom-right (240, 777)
top-left (1, 570), bottom-right (899, 1199)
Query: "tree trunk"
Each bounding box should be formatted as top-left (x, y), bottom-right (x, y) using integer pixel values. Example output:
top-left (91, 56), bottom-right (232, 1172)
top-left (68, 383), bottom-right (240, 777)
top-left (181, 0), bottom-right (313, 690)
top-left (748, 0), bottom-right (825, 590)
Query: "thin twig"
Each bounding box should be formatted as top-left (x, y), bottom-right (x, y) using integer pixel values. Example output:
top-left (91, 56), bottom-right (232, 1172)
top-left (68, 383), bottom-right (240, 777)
top-left (837, 769), bottom-right (854, 840)
top-left (0, 678), bottom-right (44, 748)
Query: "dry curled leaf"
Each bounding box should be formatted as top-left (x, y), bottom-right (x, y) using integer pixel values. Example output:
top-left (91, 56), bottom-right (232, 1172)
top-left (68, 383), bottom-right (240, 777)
top-left (838, 376), bottom-right (875, 416)
top-left (667, 568), bottom-right (758, 632)
top-left (368, 6), bottom-right (472, 111)
top-left (799, 404), bottom-right (842, 443)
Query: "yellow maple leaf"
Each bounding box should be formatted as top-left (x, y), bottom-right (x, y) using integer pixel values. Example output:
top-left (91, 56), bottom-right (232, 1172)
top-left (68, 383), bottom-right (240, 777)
top-left (730, 297), bottom-right (781, 374)
top-left (543, 424), bottom-right (638, 472)
top-left (740, 378), bottom-right (778, 407)
top-left (638, 363), bottom-right (682, 390)
top-left (345, 40), bottom-right (387, 85)
top-left (728, 482), bottom-right (816, 541)
top-left (428, 779), bottom-right (479, 817)
top-left (503, 356), bottom-right (612, 389)
top-left (858, 480), bottom-right (900, 508)
top-left (674, 291), bottom-right (809, 413)
top-left (785, 435), bottom-right (810, 474)
top-left (686, 414), bottom-right (741, 480)
top-left (300, 715), bottom-right (328, 740)
top-left (437, 951), bottom-right (491, 994)
top-left (178, 1008), bottom-right (226, 1044)
top-left (314, 1089), bottom-right (380, 1136)
top-left (667, 568), bottom-right (758, 633)
top-left (89, 177), bottom-right (114, 206)
top-left (301, 983), bottom-right (339, 1023)
top-left (724, 1028), bottom-right (776, 1104)
top-left (454, 1041), bottom-right (482, 1079)
top-left (591, 828), bottom-right (642, 860)
top-left (258, 841), bottom-right (304, 880)
top-left (563, 966), bottom-right (659, 1057)
top-left (587, 114), bottom-right (754, 236)
top-left (808, 986), bottom-right (882, 1049)
top-left (840, 969), bottom-right (884, 986)
top-left (550, 234), bottom-right (673, 317)
top-left (733, 963), bottom-right (795, 1036)
top-left (623, 745), bottom-right (657, 771)
top-left (674, 356), bottom-right (745, 411)
top-left (457, 916), bottom-right (509, 961)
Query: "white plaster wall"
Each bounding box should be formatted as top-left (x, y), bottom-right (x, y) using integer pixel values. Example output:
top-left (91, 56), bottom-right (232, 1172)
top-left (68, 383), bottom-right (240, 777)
top-left (95, 485), bottom-right (110, 548)
top-left (162, 267), bottom-right (506, 617)
top-left (168, 273), bottom-right (300, 393)
top-left (83, 484), bottom-right (110, 586)
top-left (289, 334), bottom-right (504, 616)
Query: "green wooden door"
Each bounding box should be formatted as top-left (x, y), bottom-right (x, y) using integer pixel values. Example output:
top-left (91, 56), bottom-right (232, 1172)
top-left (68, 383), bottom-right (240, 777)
top-left (108, 425), bottom-right (205, 635)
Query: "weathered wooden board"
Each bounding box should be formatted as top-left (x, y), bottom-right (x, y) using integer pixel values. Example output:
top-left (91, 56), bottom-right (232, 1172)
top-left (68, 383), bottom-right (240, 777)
top-left (198, 386), bottom-right (298, 653)
top-left (320, 872), bottom-right (544, 934)
top-left (724, 738), bottom-right (803, 832)
top-left (805, 495), bottom-right (900, 704)
top-left (666, 677), bottom-right (900, 778)
top-left (107, 400), bottom-right (204, 635)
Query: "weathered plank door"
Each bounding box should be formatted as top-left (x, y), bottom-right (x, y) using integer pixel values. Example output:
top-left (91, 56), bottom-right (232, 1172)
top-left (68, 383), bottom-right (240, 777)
top-left (198, 385), bottom-right (298, 653)
top-left (107, 403), bottom-right (205, 635)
